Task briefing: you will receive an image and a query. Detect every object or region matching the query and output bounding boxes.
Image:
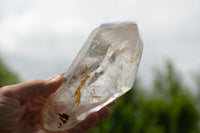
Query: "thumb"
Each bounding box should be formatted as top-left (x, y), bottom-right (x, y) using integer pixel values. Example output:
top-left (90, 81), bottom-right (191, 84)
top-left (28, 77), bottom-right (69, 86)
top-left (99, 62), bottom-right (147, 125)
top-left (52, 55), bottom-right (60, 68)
top-left (1, 73), bottom-right (64, 104)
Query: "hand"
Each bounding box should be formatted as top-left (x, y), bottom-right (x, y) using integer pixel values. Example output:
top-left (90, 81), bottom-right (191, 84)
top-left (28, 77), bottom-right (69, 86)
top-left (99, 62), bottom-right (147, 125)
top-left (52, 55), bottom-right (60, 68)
top-left (0, 73), bottom-right (114, 133)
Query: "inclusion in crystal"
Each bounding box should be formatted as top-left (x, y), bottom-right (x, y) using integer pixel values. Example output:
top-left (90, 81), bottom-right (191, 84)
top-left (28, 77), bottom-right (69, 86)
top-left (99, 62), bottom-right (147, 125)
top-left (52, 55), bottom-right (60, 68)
top-left (42, 22), bottom-right (143, 131)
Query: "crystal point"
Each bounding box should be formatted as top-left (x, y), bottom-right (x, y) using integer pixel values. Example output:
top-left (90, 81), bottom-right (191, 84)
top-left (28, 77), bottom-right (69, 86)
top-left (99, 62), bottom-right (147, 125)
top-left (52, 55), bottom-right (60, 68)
top-left (42, 22), bottom-right (143, 131)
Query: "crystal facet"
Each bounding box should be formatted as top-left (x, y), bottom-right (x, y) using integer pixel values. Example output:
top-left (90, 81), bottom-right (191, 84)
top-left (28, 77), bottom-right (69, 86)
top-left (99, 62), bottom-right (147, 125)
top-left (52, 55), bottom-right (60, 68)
top-left (42, 22), bottom-right (143, 131)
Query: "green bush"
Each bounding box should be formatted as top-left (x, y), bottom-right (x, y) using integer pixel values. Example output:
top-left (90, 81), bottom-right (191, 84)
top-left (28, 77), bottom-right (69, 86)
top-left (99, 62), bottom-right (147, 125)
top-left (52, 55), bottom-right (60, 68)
top-left (0, 59), bottom-right (19, 87)
top-left (88, 61), bottom-right (200, 133)
top-left (0, 58), bottom-right (199, 133)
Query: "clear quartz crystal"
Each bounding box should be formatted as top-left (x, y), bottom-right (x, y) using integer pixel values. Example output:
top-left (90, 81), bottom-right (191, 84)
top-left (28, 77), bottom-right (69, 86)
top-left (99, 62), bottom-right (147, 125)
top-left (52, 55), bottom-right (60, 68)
top-left (42, 22), bottom-right (143, 131)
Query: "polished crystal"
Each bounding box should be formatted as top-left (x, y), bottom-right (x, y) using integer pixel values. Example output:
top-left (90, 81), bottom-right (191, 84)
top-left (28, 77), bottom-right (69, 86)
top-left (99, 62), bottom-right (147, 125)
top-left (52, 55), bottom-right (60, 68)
top-left (42, 22), bottom-right (143, 131)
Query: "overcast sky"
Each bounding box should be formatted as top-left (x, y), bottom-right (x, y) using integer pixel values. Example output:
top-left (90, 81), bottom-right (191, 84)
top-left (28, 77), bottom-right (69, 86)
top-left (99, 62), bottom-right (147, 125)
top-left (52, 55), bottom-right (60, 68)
top-left (0, 0), bottom-right (200, 89)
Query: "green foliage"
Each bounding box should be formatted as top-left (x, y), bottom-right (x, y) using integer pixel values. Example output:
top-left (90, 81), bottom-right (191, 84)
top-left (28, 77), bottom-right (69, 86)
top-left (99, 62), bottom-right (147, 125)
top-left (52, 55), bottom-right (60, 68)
top-left (88, 61), bottom-right (200, 133)
top-left (0, 59), bottom-right (19, 87)
top-left (0, 57), bottom-right (199, 133)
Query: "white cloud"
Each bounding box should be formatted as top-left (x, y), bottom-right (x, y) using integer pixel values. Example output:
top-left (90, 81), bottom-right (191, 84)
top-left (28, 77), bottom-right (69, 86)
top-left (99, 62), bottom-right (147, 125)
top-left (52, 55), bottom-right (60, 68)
top-left (0, 0), bottom-right (200, 89)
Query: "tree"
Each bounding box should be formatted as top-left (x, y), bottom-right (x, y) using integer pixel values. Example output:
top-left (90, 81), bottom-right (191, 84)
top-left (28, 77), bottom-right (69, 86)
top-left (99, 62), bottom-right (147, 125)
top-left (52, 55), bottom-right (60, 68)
top-left (0, 57), bottom-right (199, 133)
top-left (88, 61), bottom-right (200, 133)
top-left (0, 59), bottom-right (19, 87)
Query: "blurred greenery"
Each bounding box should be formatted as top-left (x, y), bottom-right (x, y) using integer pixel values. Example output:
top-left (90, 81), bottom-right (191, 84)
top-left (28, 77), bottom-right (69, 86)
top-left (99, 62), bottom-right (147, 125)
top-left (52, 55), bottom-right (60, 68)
top-left (88, 61), bottom-right (200, 133)
top-left (0, 59), bottom-right (200, 133)
top-left (0, 59), bottom-right (19, 87)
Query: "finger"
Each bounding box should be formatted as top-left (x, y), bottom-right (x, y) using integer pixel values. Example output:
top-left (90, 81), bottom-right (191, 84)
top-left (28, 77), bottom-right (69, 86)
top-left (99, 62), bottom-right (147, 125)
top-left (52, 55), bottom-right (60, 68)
top-left (97, 107), bottom-right (110, 121)
top-left (81, 112), bottom-right (100, 131)
top-left (45, 72), bottom-right (65, 81)
top-left (1, 73), bottom-right (64, 103)
top-left (107, 100), bottom-right (116, 107)
top-left (68, 107), bottom-right (111, 133)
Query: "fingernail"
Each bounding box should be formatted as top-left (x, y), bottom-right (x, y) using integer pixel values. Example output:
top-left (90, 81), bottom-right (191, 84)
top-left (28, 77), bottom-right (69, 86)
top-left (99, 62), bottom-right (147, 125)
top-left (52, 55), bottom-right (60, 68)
top-left (45, 74), bottom-right (64, 91)
top-left (50, 74), bottom-right (63, 82)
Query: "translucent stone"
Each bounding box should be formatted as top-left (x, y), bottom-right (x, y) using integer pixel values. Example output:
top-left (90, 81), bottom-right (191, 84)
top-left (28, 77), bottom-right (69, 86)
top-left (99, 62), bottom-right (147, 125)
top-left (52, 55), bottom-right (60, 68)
top-left (42, 22), bottom-right (143, 131)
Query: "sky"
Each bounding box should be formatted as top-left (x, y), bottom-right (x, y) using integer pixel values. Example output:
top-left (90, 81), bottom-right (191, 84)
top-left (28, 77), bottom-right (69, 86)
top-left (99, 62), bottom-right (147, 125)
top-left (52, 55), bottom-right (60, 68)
top-left (0, 0), bottom-right (200, 90)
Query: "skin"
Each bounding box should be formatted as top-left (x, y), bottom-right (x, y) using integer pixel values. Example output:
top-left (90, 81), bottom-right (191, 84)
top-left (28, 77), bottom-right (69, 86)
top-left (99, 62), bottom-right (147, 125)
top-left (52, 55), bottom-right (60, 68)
top-left (0, 73), bottom-right (114, 133)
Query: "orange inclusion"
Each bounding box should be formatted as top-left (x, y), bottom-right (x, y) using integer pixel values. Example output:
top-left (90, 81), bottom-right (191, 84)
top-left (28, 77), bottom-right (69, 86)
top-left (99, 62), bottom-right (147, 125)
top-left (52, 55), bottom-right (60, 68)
top-left (129, 57), bottom-right (134, 63)
top-left (92, 95), bottom-right (101, 98)
top-left (74, 75), bottom-right (90, 106)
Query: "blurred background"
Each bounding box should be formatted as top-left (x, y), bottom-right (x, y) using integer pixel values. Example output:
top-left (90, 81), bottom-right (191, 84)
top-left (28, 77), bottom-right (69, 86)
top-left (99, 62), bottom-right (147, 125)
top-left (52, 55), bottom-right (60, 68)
top-left (0, 0), bottom-right (200, 132)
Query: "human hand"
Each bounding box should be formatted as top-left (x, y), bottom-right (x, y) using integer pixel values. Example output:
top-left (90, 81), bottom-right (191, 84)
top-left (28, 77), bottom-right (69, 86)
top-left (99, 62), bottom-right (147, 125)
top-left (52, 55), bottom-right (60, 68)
top-left (0, 73), bottom-right (114, 133)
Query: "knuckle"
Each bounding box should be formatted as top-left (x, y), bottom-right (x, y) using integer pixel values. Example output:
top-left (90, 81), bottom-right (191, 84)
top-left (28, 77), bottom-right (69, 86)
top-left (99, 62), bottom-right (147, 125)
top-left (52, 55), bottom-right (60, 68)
top-left (0, 86), bottom-right (10, 94)
top-left (32, 79), bottom-right (46, 87)
top-left (32, 79), bottom-right (44, 84)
